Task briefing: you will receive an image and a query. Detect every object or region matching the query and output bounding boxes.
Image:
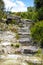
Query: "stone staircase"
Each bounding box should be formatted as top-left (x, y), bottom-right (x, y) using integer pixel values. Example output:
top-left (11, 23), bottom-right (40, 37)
top-left (17, 19), bottom-right (32, 46)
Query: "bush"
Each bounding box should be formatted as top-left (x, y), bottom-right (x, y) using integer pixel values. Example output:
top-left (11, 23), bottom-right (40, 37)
top-left (32, 11), bottom-right (39, 22)
top-left (11, 43), bottom-right (20, 48)
top-left (16, 33), bottom-right (20, 39)
top-left (31, 20), bottom-right (43, 47)
top-left (36, 49), bottom-right (42, 56)
top-left (11, 43), bottom-right (14, 46)
top-left (40, 39), bottom-right (43, 48)
top-left (15, 43), bottom-right (20, 48)
top-left (11, 20), bottom-right (17, 24)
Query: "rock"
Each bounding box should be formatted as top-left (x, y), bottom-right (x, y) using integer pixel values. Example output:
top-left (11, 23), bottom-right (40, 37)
top-left (18, 38), bottom-right (31, 43)
top-left (6, 15), bottom-right (21, 24)
top-left (15, 48), bottom-right (22, 54)
top-left (0, 31), bottom-right (16, 42)
top-left (25, 56), bottom-right (42, 64)
top-left (22, 46), bottom-right (38, 54)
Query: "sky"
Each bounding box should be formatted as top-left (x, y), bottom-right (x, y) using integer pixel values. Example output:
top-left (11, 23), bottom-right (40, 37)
top-left (3, 0), bottom-right (34, 12)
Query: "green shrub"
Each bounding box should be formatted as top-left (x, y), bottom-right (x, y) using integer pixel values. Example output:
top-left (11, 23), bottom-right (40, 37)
top-left (32, 12), bottom-right (39, 22)
top-left (16, 33), bottom-right (20, 39)
top-left (11, 43), bottom-right (20, 48)
top-left (0, 39), bottom-right (2, 42)
top-left (11, 20), bottom-right (17, 24)
top-left (18, 23), bottom-right (23, 27)
top-left (11, 43), bottom-right (14, 46)
top-left (31, 20), bottom-right (43, 47)
top-left (15, 43), bottom-right (20, 48)
top-left (40, 39), bottom-right (43, 48)
top-left (35, 49), bottom-right (42, 57)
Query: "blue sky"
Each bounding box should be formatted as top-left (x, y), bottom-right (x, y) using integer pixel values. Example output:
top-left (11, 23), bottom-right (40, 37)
top-left (12, 0), bottom-right (34, 7)
top-left (3, 0), bottom-right (34, 12)
top-left (19, 0), bottom-right (34, 7)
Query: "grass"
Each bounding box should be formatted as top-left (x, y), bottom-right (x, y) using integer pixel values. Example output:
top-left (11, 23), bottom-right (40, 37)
top-left (11, 43), bottom-right (20, 48)
top-left (16, 33), bottom-right (20, 39)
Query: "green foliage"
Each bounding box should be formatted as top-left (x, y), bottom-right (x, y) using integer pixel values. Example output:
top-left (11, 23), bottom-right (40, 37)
top-left (20, 12), bottom-right (28, 19)
top-left (11, 43), bottom-right (20, 48)
top-left (32, 11), bottom-right (39, 22)
top-left (27, 7), bottom-right (39, 22)
top-left (11, 20), bottom-right (17, 24)
top-left (18, 23), bottom-right (23, 27)
top-left (31, 21), bottom-right (43, 47)
top-left (37, 49), bottom-right (42, 54)
top-left (40, 38), bottom-right (43, 48)
top-left (15, 43), bottom-right (20, 48)
top-left (11, 43), bottom-right (14, 46)
top-left (34, 0), bottom-right (43, 10)
top-left (35, 49), bottom-right (42, 57)
top-left (14, 12), bottom-right (21, 16)
top-left (27, 11), bottom-right (33, 19)
top-left (16, 33), bottom-right (20, 39)
top-left (38, 7), bottom-right (43, 20)
top-left (10, 7), bottom-right (39, 22)
top-left (0, 0), bottom-right (4, 19)
top-left (27, 7), bottom-right (35, 12)
top-left (34, 0), bottom-right (43, 20)
top-left (3, 12), bottom-right (7, 19)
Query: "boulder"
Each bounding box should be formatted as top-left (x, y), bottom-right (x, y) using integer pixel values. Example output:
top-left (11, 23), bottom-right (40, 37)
top-left (22, 46), bottom-right (38, 54)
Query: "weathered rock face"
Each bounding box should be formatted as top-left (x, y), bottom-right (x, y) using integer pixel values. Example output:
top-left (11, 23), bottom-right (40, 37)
top-left (6, 15), bottom-right (21, 24)
top-left (21, 46), bottom-right (38, 54)
top-left (0, 31), bottom-right (17, 55)
top-left (0, 54), bottom-right (42, 65)
top-left (5, 15), bottom-right (32, 46)
top-left (0, 31), bottom-right (16, 42)
top-left (17, 19), bottom-right (32, 46)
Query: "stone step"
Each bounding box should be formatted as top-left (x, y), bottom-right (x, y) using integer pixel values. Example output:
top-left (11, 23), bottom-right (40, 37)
top-left (19, 34), bottom-right (31, 38)
top-left (18, 27), bottom-right (29, 29)
top-left (18, 28), bottom-right (30, 32)
top-left (21, 19), bottom-right (32, 24)
top-left (22, 46), bottom-right (38, 53)
top-left (18, 30), bottom-right (29, 32)
top-left (18, 30), bottom-right (30, 33)
top-left (18, 38), bottom-right (31, 43)
top-left (18, 32), bottom-right (31, 35)
top-left (18, 26), bottom-right (30, 30)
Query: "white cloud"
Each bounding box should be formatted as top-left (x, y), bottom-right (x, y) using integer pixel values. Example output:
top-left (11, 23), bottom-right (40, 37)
top-left (3, 0), bottom-right (27, 12)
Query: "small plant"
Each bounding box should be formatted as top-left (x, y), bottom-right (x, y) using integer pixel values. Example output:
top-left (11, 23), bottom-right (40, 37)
top-left (16, 33), bottom-right (20, 39)
top-left (18, 23), bottom-right (23, 27)
top-left (15, 43), bottom-right (20, 48)
top-left (35, 49), bottom-right (42, 57)
top-left (11, 43), bottom-right (20, 48)
top-left (0, 39), bottom-right (2, 42)
top-left (11, 43), bottom-right (14, 46)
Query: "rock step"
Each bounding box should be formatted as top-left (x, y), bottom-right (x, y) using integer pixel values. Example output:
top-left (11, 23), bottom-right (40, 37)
top-left (18, 38), bottom-right (31, 43)
top-left (18, 29), bottom-right (30, 33)
top-left (18, 27), bottom-right (29, 29)
top-left (18, 32), bottom-right (31, 35)
top-left (18, 34), bottom-right (31, 38)
top-left (22, 46), bottom-right (38, 53)
top-left (21, 19), bottom-right (32, 23)
top-left (18, 26), bottom-right (30, 30)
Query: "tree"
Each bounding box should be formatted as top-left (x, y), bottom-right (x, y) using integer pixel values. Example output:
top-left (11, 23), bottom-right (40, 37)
top-left (27, 7), bottom-right (35, 12)
top-left (0, 0), bottom-right (4, 20)
top-left (34, 0), bottom-right (43, 20)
